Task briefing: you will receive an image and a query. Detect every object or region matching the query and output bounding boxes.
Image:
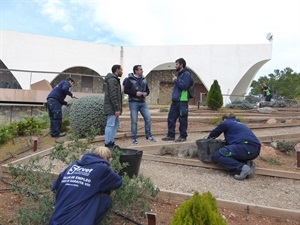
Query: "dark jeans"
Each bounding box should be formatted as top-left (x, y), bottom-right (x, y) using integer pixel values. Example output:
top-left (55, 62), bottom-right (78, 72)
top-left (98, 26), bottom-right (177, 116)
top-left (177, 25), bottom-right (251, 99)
top-left (47, 98), bottom-right (62, 137)
top-left (167, 101), bottom-right (188, 138)
top-left (265, 95), bottom-right (272, 102)
top-left (212, 143), bottom-right (260, 171)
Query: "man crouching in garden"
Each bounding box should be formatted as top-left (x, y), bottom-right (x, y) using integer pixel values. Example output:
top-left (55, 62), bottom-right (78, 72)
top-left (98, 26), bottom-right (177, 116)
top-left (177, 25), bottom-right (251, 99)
top-left (49, 146), bottom-right (122, 225)
top-left (208, 114), bottom-right (261, 180)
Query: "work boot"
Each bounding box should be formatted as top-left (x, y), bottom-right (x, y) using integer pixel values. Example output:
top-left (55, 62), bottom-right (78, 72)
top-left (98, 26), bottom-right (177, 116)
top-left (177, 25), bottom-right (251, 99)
top-left (247, 160), bottom-right (256, 178)
top-left (234, 165), bottom-right (253, 180)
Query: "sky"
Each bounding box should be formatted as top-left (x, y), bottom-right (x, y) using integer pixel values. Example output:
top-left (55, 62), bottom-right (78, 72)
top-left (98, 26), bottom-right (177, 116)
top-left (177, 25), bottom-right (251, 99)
top-left (0, 0), bottom-right (299, 80)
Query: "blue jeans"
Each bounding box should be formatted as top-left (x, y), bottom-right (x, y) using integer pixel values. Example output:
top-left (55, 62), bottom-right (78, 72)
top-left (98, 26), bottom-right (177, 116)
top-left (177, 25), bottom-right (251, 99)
top-left (212, 144), bottom-right (260, 171)
top-left (104, 115), bottom-right (120, 145)
top-left (47, 98), bottom-right (62, 137)
top-left (129, 101), bottom-right (152, 139)
top-left (167, 101), bottom-right (188, 138)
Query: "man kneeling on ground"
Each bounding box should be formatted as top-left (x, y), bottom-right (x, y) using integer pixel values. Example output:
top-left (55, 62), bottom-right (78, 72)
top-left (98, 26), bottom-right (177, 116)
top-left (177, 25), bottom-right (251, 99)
top-left (207, 114), bottom-right (261, 180)
top-left (49, 146), bottom-right (122, 225)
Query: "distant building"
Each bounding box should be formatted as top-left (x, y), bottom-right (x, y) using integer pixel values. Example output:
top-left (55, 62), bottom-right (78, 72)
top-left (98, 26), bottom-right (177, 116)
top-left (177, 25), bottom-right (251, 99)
top-left (0, 30), bottom-right (272, 105)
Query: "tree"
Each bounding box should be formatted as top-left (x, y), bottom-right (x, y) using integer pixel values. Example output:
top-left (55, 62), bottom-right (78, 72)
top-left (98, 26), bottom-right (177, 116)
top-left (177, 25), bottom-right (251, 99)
top-left (250, 67), bottom-right (300, 99)
top-left (206, 80), bottom-right (223, 110)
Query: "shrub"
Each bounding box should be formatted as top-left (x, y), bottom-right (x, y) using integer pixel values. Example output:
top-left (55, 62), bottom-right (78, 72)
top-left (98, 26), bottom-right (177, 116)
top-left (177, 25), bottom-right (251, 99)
top-left (62, 98), bottom-right (77, 119)
top-left (206, 80), bottom-right (223, 110)
top-left (171, 191), bottom-right (227, 225)
top-left (7, 131), bottom-right (159, 225)
top-left (226, 99), bottom-right (254, 110)
top-left (0, 124), bottom-right (13, 144)
top-left (276, 140), bottom-right (296, 154)
top-left (69, 95), bottom-right (106, 137)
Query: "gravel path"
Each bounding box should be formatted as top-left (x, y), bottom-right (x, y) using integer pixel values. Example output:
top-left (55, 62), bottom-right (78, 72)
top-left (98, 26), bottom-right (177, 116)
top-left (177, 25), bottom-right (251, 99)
top-left (139, 160), bottom-right (300, 211)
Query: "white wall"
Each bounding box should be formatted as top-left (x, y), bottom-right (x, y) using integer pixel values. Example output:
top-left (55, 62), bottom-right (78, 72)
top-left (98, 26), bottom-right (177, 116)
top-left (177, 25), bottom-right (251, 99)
top-left (0, 30), bottom-right (272, 99)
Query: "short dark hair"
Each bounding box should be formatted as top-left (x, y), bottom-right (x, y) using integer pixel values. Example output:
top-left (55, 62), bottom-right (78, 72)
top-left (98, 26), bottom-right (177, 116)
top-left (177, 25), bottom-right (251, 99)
top-left (222, 113), bottom-right (236, 121)
top-left (133, 65), bottom-right (142, 73)
top-left (111, 64), bottom-right (121, 73)
top-left (222, 114), bottom-right (228, 121)
top-left (175, 58), bottom-right (186, 68)
top-left (67, 77), bottom-right (75, 83)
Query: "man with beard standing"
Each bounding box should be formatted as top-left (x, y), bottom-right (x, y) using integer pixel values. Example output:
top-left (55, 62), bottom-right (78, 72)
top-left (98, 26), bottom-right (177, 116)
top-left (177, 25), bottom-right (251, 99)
top-left (104, 64), bottom-right (123, 149)
top-left (162, 58), bottom-right (193, 142)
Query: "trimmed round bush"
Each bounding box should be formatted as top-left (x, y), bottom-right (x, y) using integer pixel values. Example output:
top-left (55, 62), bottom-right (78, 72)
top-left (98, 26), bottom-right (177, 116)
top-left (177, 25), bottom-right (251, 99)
top-left (62, 98), bottom-right (77, 119)
top-left (69, 95), bottom-right (106, 137)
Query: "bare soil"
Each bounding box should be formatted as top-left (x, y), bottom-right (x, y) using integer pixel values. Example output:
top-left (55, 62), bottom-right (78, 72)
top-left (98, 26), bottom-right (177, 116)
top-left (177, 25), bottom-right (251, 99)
top-left (1, 108), bottom-right (300, 225)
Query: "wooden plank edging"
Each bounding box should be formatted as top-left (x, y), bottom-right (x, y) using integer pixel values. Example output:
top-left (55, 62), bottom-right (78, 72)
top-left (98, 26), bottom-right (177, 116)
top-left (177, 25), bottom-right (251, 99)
top-left (142, 154), bottom-right (300, 180)
top-left (157, 190), bottom-right (300, 221)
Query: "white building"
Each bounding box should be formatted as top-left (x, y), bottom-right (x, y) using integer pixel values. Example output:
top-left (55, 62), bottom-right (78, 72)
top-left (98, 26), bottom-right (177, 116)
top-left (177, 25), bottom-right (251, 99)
top-left (0, 30), bottom-right (272, 105)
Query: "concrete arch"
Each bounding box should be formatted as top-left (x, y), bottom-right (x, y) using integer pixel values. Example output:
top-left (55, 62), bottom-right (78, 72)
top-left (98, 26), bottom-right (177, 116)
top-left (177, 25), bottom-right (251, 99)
top-left (51, 66), bottom-right (105, 93)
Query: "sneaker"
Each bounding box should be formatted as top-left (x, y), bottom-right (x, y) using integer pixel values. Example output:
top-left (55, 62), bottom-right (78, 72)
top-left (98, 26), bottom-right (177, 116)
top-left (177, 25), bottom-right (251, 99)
top-left (58, 132), bottom-right (66, 137)
top-left (161, 136), bottom-right (175, 141)
top-left (51, 132), bottom-right (66, 138)
top-left (234, 165), bottom-right (253, 180)
top-left (175, 137), bottom-right (186, 142)
top-left (133, 139), bottom-right (138, 144)
top-left (146, 136), bottom-right (156, 142)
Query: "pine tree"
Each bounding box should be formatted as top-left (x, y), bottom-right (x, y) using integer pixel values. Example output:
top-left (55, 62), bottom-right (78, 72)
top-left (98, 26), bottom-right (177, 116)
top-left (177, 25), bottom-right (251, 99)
top-left (171, 192), bottom-right (227, 225)
top-left (206, 80), bottom-right (223, 110)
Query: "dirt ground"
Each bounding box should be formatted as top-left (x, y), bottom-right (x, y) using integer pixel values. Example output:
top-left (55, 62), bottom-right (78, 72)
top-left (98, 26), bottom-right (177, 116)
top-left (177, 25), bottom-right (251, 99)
top-left (0, 109), bottom-right (300, 225)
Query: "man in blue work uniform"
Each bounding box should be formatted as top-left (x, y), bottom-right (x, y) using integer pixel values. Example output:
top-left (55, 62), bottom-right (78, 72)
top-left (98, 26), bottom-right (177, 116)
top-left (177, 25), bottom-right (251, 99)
top-left (47, 77), bottom-right (76, 137)
top-left (49, 146), bottom-right (122, 225)
top-left (162, 58), bottom-right (193, 142)
top-left (208, 114), bottom-right (261, 180)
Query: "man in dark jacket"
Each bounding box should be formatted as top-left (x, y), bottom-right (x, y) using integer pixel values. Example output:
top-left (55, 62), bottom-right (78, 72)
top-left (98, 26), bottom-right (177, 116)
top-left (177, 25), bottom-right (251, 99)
top-left (123, 65), bottom-right (156, 144)
top-left (104, 65), bottom-right (123, 148)
top-left (208, 114), bottom-right (261, 180)
top-left (162, 58), bottom-right (193, 142)
top-left (47, 77), bottom-right (76, 137)
top-left (49, 146), bottom-right (122, 225)
top-left (261, 83), bottom-right (272, 102)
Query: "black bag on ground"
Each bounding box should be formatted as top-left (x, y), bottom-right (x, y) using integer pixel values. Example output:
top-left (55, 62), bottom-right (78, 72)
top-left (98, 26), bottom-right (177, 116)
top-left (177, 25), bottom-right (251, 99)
top-left (196, 138), bottom-right (226, 163)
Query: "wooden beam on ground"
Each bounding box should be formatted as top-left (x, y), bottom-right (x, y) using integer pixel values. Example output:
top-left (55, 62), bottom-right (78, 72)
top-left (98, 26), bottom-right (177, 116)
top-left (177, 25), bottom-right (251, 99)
top-left (157, 190), bottom-right (300, 221)
top-left (142, 154), bottom-right (300, 180)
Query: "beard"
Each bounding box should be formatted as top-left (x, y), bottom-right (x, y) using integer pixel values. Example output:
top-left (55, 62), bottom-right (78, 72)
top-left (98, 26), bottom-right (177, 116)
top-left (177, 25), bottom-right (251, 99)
top-left (175, 67), bottom-right (181, 72)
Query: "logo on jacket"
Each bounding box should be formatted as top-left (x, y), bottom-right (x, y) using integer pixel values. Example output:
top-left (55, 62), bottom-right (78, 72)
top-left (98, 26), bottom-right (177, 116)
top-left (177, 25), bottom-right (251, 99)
top-left (67, 165), bottom-right (93, 176)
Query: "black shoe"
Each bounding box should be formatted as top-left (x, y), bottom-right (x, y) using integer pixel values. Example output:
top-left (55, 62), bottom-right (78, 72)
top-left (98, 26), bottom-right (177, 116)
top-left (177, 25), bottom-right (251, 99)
top-left (162, 136), bottom-right (175, 141)
top-left (175, 137), bottom-right (186, 142)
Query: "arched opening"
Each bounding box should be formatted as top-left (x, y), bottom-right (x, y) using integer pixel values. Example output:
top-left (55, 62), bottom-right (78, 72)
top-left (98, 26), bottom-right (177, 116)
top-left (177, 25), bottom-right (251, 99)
top-left (145, 63), bottom-right (208, 106)
top-left (51, 66), bottom-right (104, 93)
top-left (0, 60), bottom-right (22, 89)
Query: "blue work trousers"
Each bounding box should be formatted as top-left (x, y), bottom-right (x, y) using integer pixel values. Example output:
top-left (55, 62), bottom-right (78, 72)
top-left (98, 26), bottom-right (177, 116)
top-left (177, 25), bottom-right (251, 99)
top-left (47, 98), bottom-right (62, 137)
top-left (212, 144), bottom-right (260, 171)
top-left (129, 101), bottom-right (152, 139)
top-left (167, 101), bottom-right (188, 138)
top-left (104, 115), bottom-right (120, 145)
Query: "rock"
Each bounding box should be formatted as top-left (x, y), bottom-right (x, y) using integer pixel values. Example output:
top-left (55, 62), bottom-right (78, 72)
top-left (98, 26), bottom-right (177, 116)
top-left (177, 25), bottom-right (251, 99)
top-left (257, 107), bottom-right (275, 114)
top-left (266, 118), bottom-right (277, 124)
top-left (260, 145), bottom-right (277, 158)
